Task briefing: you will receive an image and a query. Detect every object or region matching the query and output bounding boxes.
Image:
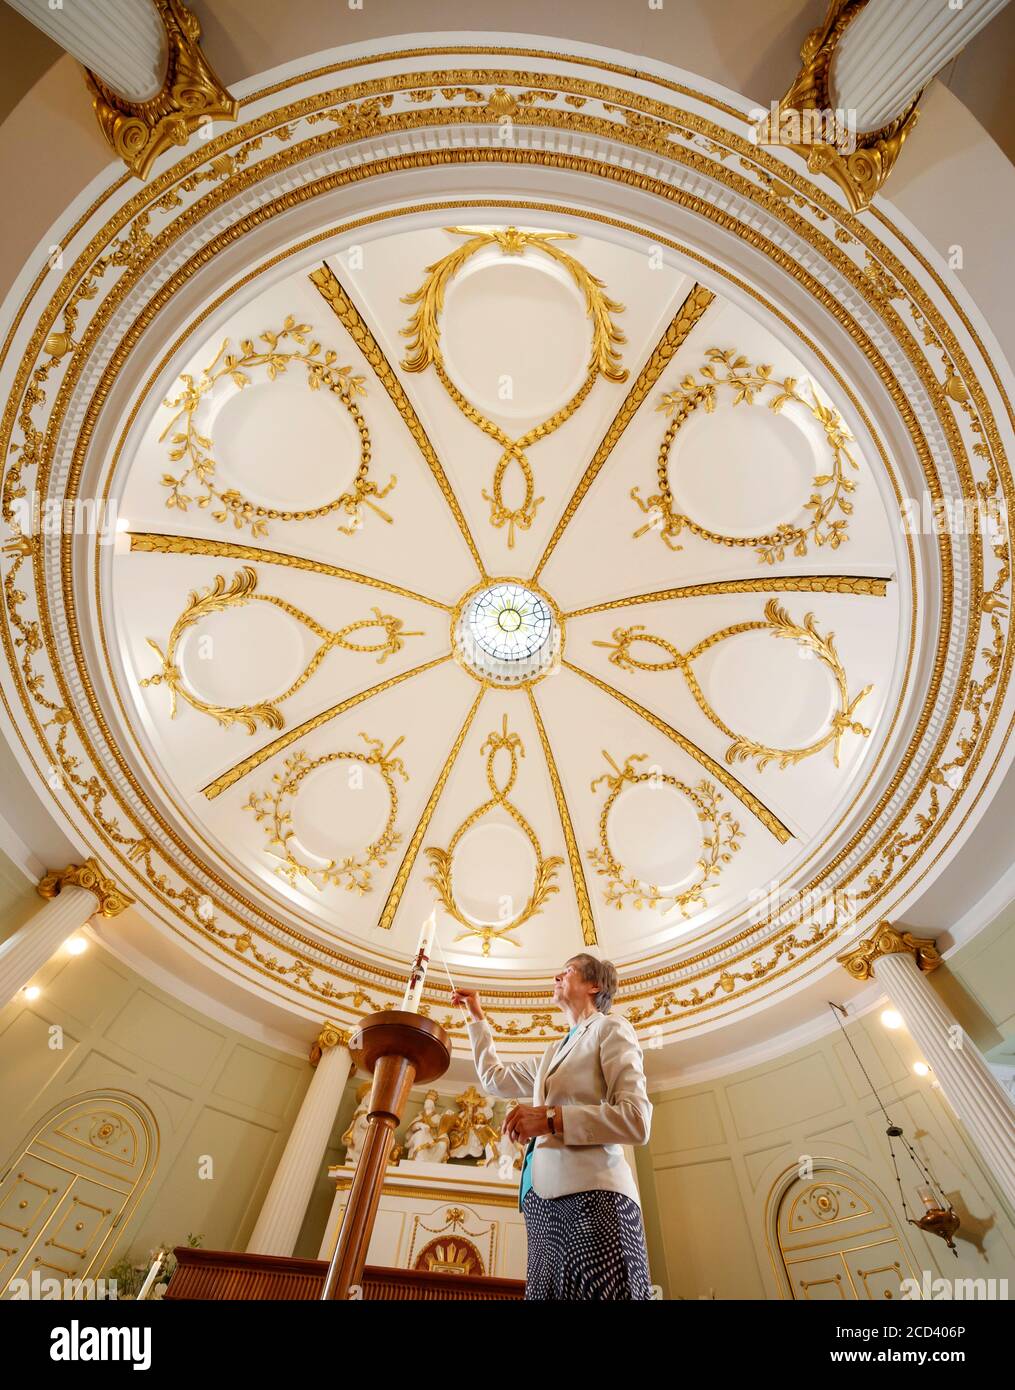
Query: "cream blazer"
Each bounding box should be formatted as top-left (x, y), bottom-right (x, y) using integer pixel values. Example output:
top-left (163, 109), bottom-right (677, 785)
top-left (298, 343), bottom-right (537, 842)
top-left (466, 1011), bottom-right (652, 1203)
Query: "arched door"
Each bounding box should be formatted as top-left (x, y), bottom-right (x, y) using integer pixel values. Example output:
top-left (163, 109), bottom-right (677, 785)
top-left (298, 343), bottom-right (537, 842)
top-left (768, 1161), bottom-right (919, 1300)
top-left (0, 1090), bottom-right (159, 1295)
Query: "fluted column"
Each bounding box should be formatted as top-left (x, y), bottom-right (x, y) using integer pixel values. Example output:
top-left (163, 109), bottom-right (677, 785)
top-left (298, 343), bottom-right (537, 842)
top-left (0, 860), bottom-right (133, 1006)
top-left (2, 0), bottom-right (236, 179)
top-left (829, 0), bottom-right (1011, 134)
top-left (246, 1024), bottom-right (353, 1257)
top-left (839, 923), bottom-right (1015, 1210)
top-left (4, 0), bottom-right (167, 101)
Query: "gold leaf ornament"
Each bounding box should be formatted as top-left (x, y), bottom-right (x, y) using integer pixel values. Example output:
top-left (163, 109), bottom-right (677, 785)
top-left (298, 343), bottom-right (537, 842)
top-left (141, 566), bottom-right (422, 732)
top-left (631, 348), bottom-right (860, 563)
top-left (425, 715), bottom-right (563, 955)
top-left (400, 226), bottom-right (628, 546)
top-left (159, 316), bottom-right (394, 537)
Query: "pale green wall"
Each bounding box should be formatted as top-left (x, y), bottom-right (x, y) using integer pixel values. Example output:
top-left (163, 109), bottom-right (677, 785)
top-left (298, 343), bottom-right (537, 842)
top-left (0, 864), bottom-right (318, 1269)
top-left (942, 907), bottom-right (1015, 1062)
top-left (635, 990), bottom-right (1015, 1300)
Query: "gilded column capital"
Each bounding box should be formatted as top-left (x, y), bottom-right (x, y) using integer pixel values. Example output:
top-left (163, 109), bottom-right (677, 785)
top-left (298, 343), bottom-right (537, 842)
top-left (755, 0), bottom-right (920, 213)
top-left (309, 1022), bottom-right (351, 1067)
top-left (36, 859), bottom-right (135, 919)
top-left (836, 921), bottom-right (942, 982)
top-left (83, 0), bottom-right (238, 180)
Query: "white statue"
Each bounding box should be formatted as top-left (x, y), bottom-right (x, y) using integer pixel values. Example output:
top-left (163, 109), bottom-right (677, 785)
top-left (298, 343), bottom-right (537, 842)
top-left (482, 1127), bottom-right (524, 1176)
top-left (403, 1090), bottom-right (450, 1164)
top-left (341, 1082), bottom-right (371, 1165)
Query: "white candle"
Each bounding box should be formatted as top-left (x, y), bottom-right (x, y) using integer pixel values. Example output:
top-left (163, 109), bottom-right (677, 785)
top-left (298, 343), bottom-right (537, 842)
top-left (401, 909), bottom-right (437, 1012)
top-left (135, 1252), bottom-right (164, 1300)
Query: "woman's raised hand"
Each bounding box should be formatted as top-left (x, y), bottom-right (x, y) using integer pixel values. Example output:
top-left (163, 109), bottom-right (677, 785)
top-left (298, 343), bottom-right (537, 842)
top-left (451, 988), bottom-right (485, 1021)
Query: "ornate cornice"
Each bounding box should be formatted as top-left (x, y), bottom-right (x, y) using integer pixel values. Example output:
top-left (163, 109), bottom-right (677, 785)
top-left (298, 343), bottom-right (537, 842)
top-left (36, 859), bottom-right (134, 919)
top-left (836, 921), bottom-right (942, 982)
top-left (310, 1021), bottom-right (352, 1066)
top-left (83, 0), bottom-right (237, 180)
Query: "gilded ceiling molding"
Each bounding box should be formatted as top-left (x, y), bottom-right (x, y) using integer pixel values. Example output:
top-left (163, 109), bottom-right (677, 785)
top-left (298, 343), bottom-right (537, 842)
top-left (399, 226), bottom-right (628, 546)
top-left (0, 56), bottom-right (1006, 1038)
top-left (563, 660), bottom-right (793, 843)
top-left (757, 0), bottom-right (920, 213)
top-left (836, 921), bottom-right (942, 981)
top-left (200, 654), bottom-right (450, 800)
top-left (593, 600), bottom-right (873, 771)
top-left (247, 733), bottom-right (408, 894)
top-left (37, 859), bottom-right (134, 919)
top-left (141, 566), bottom-right (423, 731)
top-left (425, 715), bottom-right (563, 955)
top-left (531, 283), bottom-right (714, 583)
top-left (309, 263), bottom-right (486, 576)
top-left (376, 686), bottom-right (487, 931)
top-left (309, 1021), bottom-right (352, 1065)
top-left (128, 532), bottom-right (452, 611)
top-left (158, 317), bottom-right (393, 537)
top-left (527, 690), bottom-right (598, 948)
top-left (588, 753), bottom-right (743, 914)
top-left (565, 574), bottom-right (890, 618)
top-left (631, 347), bottom-right (862, 562)
top-left (84, 0), bottom-right (238, 180)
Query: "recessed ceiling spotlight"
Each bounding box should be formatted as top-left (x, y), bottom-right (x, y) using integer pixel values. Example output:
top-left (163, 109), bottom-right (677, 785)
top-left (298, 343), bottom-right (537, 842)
top-left (23, 984), bottom-right (41, 1000)
top-left (880, 1008), bottom-right (903, 1029)
top-left (913, 1061), bottom-right (931, 1077)
top-left (66, 936), bottom-right (88, 955)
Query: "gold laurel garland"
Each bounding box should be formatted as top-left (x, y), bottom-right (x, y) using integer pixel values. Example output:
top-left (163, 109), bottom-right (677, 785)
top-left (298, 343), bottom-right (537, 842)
top-left (139, 565), bottom-right (422, 732)
top-left (160, 315), bottom-right (395, 537)
top-left (425, 715), bottom-right (563, 954)
top-left (400, 225), bottom-right (628, 545)
top-left (631, 347), bottom-right (861, 563)
top-left (588, 752), bottom-right (743, 914)
top-left (593, 599), bottom-right (873, 771)
top-left (245, 732), bottom-right (407, 893)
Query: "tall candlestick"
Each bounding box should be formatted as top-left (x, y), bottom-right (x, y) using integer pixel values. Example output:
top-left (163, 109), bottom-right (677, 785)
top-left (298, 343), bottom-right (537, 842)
top-left (401, 909), bottom-right (436, 1012)
top-left (135, 1252), bottom-right (164, 1300)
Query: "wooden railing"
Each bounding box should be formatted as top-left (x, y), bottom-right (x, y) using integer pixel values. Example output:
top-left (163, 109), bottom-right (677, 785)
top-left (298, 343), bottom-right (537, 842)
top-left (164, 1247), bottom-right (525, 1301)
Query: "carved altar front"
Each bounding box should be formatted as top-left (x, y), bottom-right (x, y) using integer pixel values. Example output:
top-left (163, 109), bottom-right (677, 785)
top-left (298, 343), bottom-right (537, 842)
top-left (320, 1160), bottom-right (527, 1280)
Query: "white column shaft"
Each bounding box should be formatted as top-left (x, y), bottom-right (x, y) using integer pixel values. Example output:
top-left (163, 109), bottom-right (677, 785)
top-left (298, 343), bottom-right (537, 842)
top-left (246, 1044), bottom-right (352, 1257)
top-left (877, 952), bottom-right (1015, 1209)
top-left (5, 0), bottom-right (168, 102)
top-left (0, 883), bottom-right (96, 1005)
top-left (829, 0), bottom-right (1011, 132)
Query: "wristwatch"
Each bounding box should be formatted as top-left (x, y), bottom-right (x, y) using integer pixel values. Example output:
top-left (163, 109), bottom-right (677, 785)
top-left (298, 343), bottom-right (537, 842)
top-left (546, 1106), bottom-right (558, 1136)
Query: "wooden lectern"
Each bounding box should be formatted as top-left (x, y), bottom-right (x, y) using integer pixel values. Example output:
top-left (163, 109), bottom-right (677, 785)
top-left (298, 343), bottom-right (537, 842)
top-left (321, 1009), bottom-right (451, 1300)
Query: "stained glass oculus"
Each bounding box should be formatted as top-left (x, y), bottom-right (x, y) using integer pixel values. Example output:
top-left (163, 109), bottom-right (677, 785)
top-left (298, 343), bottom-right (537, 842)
top-left (455, 582), bottom-right (559, 685)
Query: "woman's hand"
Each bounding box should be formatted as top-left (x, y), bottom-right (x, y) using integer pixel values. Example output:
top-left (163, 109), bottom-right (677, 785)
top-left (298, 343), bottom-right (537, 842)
top-left (503, 1104), bottom-right (553, 1143)
top-left (451, 988), bottom-right (485, 1021)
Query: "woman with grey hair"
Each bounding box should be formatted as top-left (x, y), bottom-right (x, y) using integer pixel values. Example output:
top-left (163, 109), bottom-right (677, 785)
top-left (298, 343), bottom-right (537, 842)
top-left (452, 953), bottom-right (654, 1300)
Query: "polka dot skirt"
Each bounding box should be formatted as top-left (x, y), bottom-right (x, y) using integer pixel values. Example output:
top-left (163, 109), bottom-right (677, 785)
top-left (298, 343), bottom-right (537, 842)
top-left (522, 1187), bottom-right (655, 1300)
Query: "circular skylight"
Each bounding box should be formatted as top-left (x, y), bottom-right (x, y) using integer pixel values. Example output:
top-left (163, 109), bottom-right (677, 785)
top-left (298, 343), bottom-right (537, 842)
top-left (455, 582), bottom-right (560, 685)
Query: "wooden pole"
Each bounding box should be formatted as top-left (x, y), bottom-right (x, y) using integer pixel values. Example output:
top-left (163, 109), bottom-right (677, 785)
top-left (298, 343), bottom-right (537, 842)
top-left (321, 1011), bottom-right (450, 1300)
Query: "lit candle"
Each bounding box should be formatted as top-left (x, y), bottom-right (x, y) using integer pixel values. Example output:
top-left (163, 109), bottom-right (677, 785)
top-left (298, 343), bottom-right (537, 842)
top-left (135, 1252), bottom-right (164, 1300)
top-left (401, 909), bottom-right (437, 1012)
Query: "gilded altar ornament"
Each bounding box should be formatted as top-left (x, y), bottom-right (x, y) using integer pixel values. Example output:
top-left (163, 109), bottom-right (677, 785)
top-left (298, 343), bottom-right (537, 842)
top-left (594, 599), bottom-right (873, 771)
top-left (83, 0), bottom-right (238, 181)
top-left (425, 716), bottom-right (563, 955)
top-left (755, 0), bottom-right (921, 215)
top-left (159, 316), bottom-right (394, 538)
top-left (245, 733), bottom-right (408, 894)
top-left (400, 226), bottom-right (628, 546)
top-left (588, 753), bottom-right (742, 915)
top-left (631, 348), bottom-right (860, 563)
top-left (140, 566), bottom-right (422, 732)
top-left (37, 859), bottom-right (134, 919)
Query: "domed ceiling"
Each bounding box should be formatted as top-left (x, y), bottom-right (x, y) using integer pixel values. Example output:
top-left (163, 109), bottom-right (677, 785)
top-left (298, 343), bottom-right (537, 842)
top-left (0, 39), bottom-right (1010, 1060)
top-left (106, 219), bottom-right (904, 979)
